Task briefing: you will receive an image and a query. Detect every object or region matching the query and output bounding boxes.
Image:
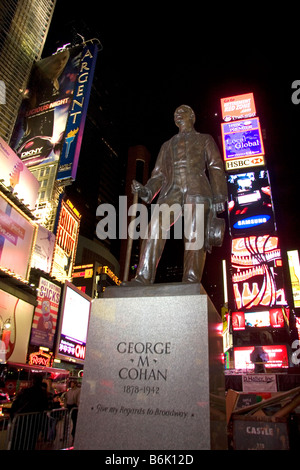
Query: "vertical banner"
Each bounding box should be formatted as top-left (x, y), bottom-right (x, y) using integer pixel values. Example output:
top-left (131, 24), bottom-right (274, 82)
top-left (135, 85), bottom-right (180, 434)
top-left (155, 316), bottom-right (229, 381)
top-left (10, 43), bottom-right (98, 183)
top-left (51, 198), bottom-right (81, 282)
top-left (30, 277), bottom-right (61, 349)
top-left (10, 46), bottom-right (84, 168)
top-left (56, 43), bottom-right (98, 182)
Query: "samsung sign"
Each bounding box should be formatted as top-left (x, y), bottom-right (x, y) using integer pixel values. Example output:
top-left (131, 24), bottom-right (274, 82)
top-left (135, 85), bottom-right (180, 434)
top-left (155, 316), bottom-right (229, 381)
top-left (233, 215), bottom-right (271, 229)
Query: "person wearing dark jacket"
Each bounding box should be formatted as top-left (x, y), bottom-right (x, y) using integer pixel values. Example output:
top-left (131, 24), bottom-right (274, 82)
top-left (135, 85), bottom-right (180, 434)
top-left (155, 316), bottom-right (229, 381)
top-left (9, 374), bottom-right (49, 449)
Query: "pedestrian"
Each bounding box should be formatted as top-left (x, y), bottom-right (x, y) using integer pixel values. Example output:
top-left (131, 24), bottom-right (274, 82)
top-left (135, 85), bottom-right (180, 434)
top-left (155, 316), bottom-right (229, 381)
top-left (64, 380), bottom-right (80, 443)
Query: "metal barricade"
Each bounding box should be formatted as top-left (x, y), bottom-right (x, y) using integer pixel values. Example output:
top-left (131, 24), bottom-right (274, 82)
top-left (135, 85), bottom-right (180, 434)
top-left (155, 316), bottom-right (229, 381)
top-left (4, 407), bottom-right (77, 450)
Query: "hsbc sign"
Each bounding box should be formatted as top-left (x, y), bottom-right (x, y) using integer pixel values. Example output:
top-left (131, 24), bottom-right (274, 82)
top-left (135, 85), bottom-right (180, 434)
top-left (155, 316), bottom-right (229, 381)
top-left (225, 155), bottom-right (265, 172)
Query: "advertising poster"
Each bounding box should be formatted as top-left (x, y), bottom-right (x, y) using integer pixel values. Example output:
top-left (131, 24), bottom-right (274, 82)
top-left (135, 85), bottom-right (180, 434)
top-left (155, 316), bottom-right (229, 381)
top-left (51, 198), bottom-right (81, 282)
top-left (0, 137), bottom-right (40, 210)
top-left (10, 43), bottom-right (97, 181)
top-left (56, 43), bottom-right (98, 181)
top-left (221, 118), bottom-right (265, 161)
top-left (0, 192), bottom-right (37, 279)
top-left (0, 290), bottom-right (34, 363)
top-left (231, 235), bottom-right (288, 310)
top-left (221, 93), bottom-right (256, 122)
top-left (10, 46), bottom-right (82, 168)
top-left (30, 277), bottom-right (61, 349)
top-left (227, 170), bottom-right (276, 235)
top-left (31, 224), bottom-right (56, 273)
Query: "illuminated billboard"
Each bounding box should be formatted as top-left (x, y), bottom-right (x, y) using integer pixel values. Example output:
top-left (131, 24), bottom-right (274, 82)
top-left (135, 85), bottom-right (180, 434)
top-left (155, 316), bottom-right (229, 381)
top-left (221, 93), bottom-right (256, 122)
top-left (0, 289), bottom-right (35, 364)
top-left (231, 235), bottom-right (288, 310)
top-left (232, 308), bottom-right (287, 330)
top-left (0, 191), bottom-right (37, 280)
top-left (0, 137), bottom-right (40, 210)
top-left (225, 155), bottom-right (265, 172)
top-left (221, 118), bottom-right (265, 161)
top-left (31, 224), bottom-right (56, 273)
top-left (227, 170), bottom-right (276, 235)
top-left (51, 198), bottom-right (81, 282)
top-left (10, 44), bottom-right (98, 182)
top-left (55, 281), bottom-right (91, 364)
top-left (56, 43), bottom-right (98, 182)
top-left (30, 277), bottom-right (61, 349)
top-left (287, 250), bottom-right (300, 308)
top-left (234, 345), bottom-right (289, 370)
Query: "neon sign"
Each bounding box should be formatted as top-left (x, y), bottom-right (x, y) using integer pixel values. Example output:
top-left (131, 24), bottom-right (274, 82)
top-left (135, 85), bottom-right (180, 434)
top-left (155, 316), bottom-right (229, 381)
top-left (29, 350), bottom-right (52, 367)
top-left (221, 93), bottom-right (256, 122)
top-left (233, 215), bottom-right (271, 229)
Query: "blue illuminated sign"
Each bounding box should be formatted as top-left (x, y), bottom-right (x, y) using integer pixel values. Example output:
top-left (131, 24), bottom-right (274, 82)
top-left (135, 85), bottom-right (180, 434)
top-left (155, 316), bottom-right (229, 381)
top-left (221, 117), bottom-right (265, 161)
top-left (233, 215), bottom-right (271, 229)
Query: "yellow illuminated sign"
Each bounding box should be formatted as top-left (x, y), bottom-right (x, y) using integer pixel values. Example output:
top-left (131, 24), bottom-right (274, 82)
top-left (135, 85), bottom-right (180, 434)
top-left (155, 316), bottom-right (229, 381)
top-left (288, 250), bottom-right (300, 308)
top-left (97, 265), bottom-right (121, 286)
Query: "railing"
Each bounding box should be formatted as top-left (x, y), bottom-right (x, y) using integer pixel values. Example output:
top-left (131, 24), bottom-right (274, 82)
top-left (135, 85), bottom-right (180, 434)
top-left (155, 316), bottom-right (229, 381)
top-left (0, 407), bottom-right (78, 450)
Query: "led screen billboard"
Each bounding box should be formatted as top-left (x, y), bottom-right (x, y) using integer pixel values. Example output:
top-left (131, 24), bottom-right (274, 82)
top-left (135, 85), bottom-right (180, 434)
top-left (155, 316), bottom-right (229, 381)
top-left (221, 118), bottom-right (265, 161)
top-left (234, 345), bottom-right (289, 370)
top-left (227, 170), bottom-right (276, 235)
top-left (232, 308), bottom-right (286, 330)
top-left (55, 281), bottom-right (91, 364)
top-left (231, 235), bottom-right (288, 310)
top-left (220, 93), bottom-right (256, 122)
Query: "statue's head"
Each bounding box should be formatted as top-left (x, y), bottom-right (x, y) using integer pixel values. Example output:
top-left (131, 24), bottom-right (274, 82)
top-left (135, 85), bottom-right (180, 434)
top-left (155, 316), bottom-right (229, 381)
top-left (174, 105), bottom-right (195, 128)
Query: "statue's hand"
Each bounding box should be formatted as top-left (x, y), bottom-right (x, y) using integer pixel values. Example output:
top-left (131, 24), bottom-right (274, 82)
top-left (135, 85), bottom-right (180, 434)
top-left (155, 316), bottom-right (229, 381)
top-left (213, 202), bottom-right (225, 214)
top-left (131, 180), bottom-right (151, 202)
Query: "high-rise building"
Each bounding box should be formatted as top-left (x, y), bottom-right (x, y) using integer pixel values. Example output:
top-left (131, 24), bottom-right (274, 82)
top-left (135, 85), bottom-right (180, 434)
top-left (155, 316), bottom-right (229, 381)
top-left (0, 0), bottom-right (57, 142)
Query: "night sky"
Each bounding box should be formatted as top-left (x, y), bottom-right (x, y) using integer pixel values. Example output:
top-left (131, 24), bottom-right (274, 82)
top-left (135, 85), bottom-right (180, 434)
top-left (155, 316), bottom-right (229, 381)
top-left (43, 2), bottom-right (300, 307)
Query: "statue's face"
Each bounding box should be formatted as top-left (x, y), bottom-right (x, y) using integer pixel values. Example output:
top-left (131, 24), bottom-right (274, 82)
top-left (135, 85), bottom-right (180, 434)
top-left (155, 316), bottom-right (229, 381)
top-left (174, 105), bottom-right (195, 127)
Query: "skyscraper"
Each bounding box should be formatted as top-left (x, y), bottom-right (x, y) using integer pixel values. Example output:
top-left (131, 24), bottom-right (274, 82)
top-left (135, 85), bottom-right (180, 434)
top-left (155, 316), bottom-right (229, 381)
top-left (0, 0), bottom-right (56, 142)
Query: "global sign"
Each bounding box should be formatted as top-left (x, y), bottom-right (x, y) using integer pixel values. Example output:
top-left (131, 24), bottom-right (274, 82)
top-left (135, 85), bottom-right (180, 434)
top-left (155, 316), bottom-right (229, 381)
top-left (221, 118), bottom-right (265, 161)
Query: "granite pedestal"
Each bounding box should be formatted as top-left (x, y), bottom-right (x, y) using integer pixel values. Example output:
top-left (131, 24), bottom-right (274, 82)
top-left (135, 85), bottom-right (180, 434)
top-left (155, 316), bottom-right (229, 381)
top-left (74, 283), bottom-right (227, 450)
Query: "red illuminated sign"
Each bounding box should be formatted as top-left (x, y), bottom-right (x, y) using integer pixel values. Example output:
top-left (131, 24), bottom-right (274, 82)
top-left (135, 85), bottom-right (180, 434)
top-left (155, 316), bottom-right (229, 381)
top-left (29, 350), bottom-right (52, 367)
top-left (234, 345), bottom-right (289, 370)
top-left (221, 93), bottom-right (256, 122)
top-left (232, 308), bottom-right (287, 330)
top-left (231, 235), bottom-right (288, 310)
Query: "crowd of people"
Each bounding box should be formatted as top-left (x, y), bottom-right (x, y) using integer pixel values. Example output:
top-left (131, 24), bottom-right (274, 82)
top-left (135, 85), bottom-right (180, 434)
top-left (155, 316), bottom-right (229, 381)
top-left (8, 374), bottom-right (81, 449)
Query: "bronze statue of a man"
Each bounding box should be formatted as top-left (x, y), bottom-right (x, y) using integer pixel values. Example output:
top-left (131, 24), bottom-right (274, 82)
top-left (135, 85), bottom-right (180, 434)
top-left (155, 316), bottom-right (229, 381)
top-left (126, 105), bottom-right (227, 285)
